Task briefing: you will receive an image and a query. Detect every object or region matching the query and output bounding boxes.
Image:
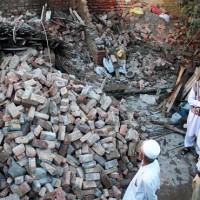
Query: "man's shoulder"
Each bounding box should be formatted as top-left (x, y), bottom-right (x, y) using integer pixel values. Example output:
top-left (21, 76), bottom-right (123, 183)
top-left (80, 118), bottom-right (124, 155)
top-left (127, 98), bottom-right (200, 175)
top-left (141, 166), bottom-right (160, 182)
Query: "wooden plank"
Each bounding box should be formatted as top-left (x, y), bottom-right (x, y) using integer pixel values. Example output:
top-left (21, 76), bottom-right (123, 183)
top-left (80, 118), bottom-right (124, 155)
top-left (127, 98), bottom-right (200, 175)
top-left (163, 123), bottom-right (185, 135)
top-left (69, 8), bottom-right (76, 20)
top-left (165, 83), bottom-right (181, 109)
top-left (165, 66), bottom-right (186, 109)
top-left (180, 71), bottom-right (199, 99)
top-left (73, 10), bottom-right (85, 25)
top-left (151, 120), bottom-right (185, 135)
top-left (166, 83), bottom-right (182, 113)
top-left (176, 66), bottom-right (185, 85)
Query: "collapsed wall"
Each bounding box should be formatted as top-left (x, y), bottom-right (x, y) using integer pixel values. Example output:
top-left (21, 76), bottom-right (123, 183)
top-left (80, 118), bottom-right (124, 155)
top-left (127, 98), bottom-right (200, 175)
top-left (0, 47), bottom-right (142, 199)
top-left (0, 0), bottom-right (180, 17)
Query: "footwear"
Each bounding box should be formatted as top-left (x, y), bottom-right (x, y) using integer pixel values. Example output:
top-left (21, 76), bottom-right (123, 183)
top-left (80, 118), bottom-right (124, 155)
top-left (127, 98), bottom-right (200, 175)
top-left (181, 147), bottom-right (192, 155)
top-left (196, 154), bottom-right (199, 161)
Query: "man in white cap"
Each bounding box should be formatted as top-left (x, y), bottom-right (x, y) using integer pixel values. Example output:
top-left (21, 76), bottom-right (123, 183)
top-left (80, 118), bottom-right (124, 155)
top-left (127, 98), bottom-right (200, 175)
top-left (192, 157), bottom-right (200, 200)
top-left (123, 139), bottom-right (161, 200)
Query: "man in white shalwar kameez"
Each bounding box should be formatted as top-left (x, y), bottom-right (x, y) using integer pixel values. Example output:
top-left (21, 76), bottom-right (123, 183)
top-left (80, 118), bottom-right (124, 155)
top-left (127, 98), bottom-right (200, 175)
top-left (181, 81), bottom-right (200, 157)
top-left (123, 140), bottom-right (161, 200)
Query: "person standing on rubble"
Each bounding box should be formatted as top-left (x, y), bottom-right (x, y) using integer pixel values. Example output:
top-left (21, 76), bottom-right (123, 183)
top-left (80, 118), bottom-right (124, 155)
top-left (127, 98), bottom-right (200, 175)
top-left (181, 81), bottom-right (200, 159)
top-left (123, 139), bottom-right (161, 200)
top-left (192, 157), bottom-right (200, 200)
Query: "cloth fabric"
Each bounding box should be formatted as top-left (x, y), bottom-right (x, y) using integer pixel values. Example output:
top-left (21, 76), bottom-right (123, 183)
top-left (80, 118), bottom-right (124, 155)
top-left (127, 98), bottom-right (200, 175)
top-left (142, 140), bottom-right (160, 159)
top-left (117, 50), bottom-right (126, 60)
top-left (123, 160), bottom-right (160, 200)
top-left (184, 86), bottom-right (200, 155)
top-left (197, 159), bottom-right (200, 172)
top-left (192, 174), bottom-right (200, 200)
top-left (118, 59), bottom-right (127, 74)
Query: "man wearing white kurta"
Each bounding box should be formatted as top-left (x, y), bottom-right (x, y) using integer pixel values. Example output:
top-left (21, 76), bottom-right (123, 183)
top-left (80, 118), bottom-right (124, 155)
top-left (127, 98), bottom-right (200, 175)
top-left (123, 140), bottom-right (160, 200)
top-left (181, 82), bottom-right (200, 156)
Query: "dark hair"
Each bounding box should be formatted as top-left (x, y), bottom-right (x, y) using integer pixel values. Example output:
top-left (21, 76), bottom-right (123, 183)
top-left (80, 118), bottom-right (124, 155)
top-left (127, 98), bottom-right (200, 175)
top-left (144, 154), bottom-right (155, 163)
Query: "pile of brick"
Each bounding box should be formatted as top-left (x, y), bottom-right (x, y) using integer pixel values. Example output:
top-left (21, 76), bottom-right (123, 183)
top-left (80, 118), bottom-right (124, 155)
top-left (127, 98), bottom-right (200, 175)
top-left (0, 10), bottom-right (86, 42)
top-left (91, 10), bottom-right (198, 59)
top-left (0, 10), bottom-right (94, 79)
top-left (0, 48), bottom-right (141, 199)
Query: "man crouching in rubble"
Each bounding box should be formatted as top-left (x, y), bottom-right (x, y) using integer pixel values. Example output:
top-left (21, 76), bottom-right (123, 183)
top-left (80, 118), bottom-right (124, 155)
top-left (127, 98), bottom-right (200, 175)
top-left (123, 139), bottom-right (161, 200)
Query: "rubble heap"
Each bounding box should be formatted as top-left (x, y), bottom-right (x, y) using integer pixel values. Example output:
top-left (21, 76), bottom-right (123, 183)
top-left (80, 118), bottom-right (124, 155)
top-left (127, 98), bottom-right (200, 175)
top-left (0, 10), bottom-right (92, 77)
top-left (0, 48), bottom-right (141, 200)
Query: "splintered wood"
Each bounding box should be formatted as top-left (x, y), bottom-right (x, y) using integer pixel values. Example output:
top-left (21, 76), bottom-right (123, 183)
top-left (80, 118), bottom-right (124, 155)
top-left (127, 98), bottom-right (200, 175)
top-left (164, 67), bottom-right (200, 113)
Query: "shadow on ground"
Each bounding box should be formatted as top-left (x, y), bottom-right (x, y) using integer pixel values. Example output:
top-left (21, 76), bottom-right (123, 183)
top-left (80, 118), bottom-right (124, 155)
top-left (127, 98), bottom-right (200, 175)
top-left (125, 96), bottom-right (196, 200)
top-left (158, 183), bottom-right (192, 200)
top-left (155, 132), bottom-right (195, 200)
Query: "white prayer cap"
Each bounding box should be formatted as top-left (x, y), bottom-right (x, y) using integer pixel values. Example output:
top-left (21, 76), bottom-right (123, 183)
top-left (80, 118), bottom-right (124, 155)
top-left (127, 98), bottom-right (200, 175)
top-left (142, 139), bottom-right (161, 159)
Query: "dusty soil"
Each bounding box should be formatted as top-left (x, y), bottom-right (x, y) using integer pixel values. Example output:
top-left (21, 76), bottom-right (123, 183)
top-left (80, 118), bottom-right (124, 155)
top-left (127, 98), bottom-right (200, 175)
top-left (124, 96), bottom-right (196, 200)
top-left (158, 183), bottom-right (192, 200)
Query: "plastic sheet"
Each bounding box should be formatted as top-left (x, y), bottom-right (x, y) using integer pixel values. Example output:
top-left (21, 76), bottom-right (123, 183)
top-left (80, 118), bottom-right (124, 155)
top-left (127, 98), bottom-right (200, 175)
top-left (103, 57), bottom-right (114, 74)
top-left (129, 7), bottom-right (144, 15)
top-left (159, 13), bottom-right (170, 22)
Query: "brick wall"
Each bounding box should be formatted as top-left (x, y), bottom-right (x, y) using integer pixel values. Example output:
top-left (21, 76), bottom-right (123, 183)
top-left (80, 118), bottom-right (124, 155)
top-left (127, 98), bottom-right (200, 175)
top-left (76, 0), bottom-right (93, 25)
top-left (87, 0), bottom-right (115, 14)
top-left (0, 0), bottom-right (180, 17)
top-left (0, 0), bottom-right (44, 16)
top-left (87, 0), bottom-right (179, 15)
top-left (0, 0), bottom-right (77, 16)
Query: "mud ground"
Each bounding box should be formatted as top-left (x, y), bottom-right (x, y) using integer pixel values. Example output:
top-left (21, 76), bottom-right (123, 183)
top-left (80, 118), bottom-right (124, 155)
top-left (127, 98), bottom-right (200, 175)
top-left (157, 133), bottom-right (195, 200)
top-left (125, 96), bottom-right (196, 200)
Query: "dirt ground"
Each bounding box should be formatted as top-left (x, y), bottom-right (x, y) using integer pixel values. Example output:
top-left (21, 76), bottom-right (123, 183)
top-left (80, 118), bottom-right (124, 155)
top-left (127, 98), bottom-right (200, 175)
top-left (124, 95), bottom-right (196, 200)
top-left (157, 132), bottom-right (194, 200)
top-left (158, 184), bottom-right (192, 200)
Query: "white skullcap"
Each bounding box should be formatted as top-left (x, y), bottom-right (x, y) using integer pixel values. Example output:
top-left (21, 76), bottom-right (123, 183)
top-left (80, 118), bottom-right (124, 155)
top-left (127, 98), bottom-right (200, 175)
top-left (142, 140), bottom-right (161, 159)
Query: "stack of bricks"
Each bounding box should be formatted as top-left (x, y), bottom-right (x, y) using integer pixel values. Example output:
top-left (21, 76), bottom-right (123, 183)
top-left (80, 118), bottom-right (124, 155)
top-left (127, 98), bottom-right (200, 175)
top-left (87, 0), bottom-right (115, 14)
top-left (0, 47), bottom-right (141, 199)
top-left (48, 0), bottom-right (70, 12)
top-left (0, 0), bottom-right (181, 19)
top-left (85, 29), bottom-right (106, 65)
top-left (0, 0), bottom-right (45, 16)
top-left (114, 0), bottom-right (138, 11)
top-left (76, 0), bottom-right (93, 26)
top-left (0, 0), bottom-right (80, 16)
top-left (87, 0), bottom-right (180, 16)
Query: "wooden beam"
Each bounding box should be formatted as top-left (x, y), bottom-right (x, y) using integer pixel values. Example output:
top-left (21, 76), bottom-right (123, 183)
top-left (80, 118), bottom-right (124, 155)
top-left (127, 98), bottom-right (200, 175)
top-left (73, 10), bottom-right (85, 26)
top-left (163, 123), bottom-right (185, 135)
top-left (166, 83), bottom-right (183, 113)
top-left (176, 66), bottom-right (186, 85)
top-left (151, 120), bottom-right (185, 135)
top-left (181, 68), bottom-right (200, 99)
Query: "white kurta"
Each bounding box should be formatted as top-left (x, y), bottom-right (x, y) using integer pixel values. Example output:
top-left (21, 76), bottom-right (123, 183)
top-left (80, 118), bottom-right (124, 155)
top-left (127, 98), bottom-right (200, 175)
top-left (186, 88), bottom-right (200, 136)
top-left (185, 88), bottom-right (200, 154)
top-left (123, 160), bottom-right (160, 200)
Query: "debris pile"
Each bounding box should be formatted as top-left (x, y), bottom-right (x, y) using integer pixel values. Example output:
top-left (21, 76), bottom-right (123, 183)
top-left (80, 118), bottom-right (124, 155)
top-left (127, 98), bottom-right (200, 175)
top-left (0, 49), bottom-right (143, 199)
top-left (0, 9), bottom-right (93, 77)
top-left (86, 9), bottom-right (200, 105)
top-left (0, 8), bottom-right (199, 94)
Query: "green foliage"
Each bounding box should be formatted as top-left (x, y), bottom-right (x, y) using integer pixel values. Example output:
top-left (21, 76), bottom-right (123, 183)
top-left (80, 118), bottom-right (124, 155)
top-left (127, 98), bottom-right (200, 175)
top-left (179, 0), bottom-right (200, 29)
